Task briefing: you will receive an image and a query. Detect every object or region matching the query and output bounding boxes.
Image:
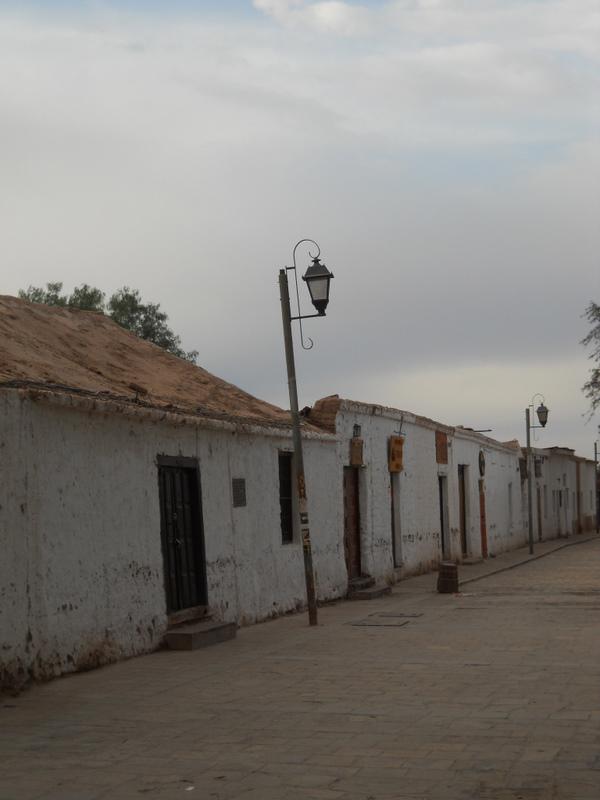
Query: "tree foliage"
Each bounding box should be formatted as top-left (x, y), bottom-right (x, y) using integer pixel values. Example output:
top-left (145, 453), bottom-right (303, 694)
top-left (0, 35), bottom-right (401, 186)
top-left (20, 281), bottom-right (69, 307)
top-left (18, 282), bottom-right (197, 363)
top-left (581, 301), bottom-right (600, 414)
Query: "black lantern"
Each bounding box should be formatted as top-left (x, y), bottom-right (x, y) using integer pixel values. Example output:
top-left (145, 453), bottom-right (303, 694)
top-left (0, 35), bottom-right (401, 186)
top-left (536, 403), bottom-right (549, 428)
top-left (302, 257), bottom-right (334, 316)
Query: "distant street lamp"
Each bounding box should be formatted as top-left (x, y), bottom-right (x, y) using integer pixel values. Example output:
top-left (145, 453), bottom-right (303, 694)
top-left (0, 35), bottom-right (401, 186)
top-left (525, 394), bottom-right (549, 555)
top-left (279, 239), bottom-right (334, 627)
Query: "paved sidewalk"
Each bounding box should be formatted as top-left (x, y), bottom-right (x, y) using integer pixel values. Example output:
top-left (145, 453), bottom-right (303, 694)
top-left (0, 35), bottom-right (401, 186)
top-left (1, 537), bottom-right (599, 800)
top-left (393, 532), bottom-right (599, 597)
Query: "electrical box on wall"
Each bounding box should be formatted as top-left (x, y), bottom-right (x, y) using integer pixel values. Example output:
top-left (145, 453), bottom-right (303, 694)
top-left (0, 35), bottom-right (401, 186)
top-left (388, 436), bottom-right (404, 473)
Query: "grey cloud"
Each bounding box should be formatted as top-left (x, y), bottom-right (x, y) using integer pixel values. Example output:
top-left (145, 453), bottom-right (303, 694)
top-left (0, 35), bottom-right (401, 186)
top-left (0, 6), bottom-right (598, 459)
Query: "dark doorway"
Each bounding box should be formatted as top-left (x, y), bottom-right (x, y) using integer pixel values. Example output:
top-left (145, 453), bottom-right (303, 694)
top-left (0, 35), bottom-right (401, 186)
top-left (390, 472), bottom-right (402, 568)
top-left (438, 475), bottom-right (449, 558)
top-left (158, 456), bottom-right (207, 614)
top-left (343, 466), bottom-right (361, 580)
top-left (479, 479), bottom-right (488, 558)
top-left (458, 465), bottom-right (468, 556)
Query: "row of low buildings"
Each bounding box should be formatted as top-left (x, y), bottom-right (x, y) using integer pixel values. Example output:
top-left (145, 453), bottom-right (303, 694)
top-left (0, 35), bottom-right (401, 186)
top-left (1, 295), bottom-right (598, 691)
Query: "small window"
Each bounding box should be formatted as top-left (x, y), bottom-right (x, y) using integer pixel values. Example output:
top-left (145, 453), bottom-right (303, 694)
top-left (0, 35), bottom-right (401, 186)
top-left (232, 478), bottom-right (247, 508)
top-left (279, 452), bottom-right (294, 544)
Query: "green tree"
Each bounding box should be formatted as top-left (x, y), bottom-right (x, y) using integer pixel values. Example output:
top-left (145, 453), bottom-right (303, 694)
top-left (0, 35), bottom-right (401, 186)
top-left (18, 282), bottom-right (197, 363)
top-left (107, 287), bottom-right (197, 362)
top-left (68, 283), bottom-right (105, 312)
top-left (19, 281), bottom-right (68, 307)
top-left (582, 302), bottom-right (600, 414)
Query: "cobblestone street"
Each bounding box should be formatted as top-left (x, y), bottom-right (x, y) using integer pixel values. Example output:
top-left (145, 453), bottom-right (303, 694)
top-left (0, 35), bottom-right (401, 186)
top-left (1, 537), bottom-right (599, 800)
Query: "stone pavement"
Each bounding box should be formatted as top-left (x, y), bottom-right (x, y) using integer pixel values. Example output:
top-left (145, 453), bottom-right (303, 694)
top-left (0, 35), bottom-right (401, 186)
top-left (1, 537), bottom-right (599, 800)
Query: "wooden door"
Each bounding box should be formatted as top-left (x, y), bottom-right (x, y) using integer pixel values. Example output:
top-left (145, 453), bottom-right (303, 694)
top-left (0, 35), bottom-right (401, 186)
top-left (458, 465), bottom-right (468, 556)
top-left (438, 476), bottom-right (448, 558)
top-left (479, 479), bottom-right (488, 558)
top-left (158, 458), bottom-right (207, 613)
top-left (343, 467), bottom-right (361, 580)
top-left (390, 473), bottom-right (402, 568)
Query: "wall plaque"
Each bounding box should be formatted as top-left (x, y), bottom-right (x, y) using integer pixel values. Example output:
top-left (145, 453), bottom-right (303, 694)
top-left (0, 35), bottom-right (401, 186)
top-left (479, 450), bottom-right (486, 477)
top-left (389, 436), bottom-right (404, 473)
top-left (349, 437), bottom-right (364, 467)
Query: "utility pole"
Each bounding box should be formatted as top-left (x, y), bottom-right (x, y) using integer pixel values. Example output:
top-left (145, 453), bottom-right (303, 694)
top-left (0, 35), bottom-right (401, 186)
top-left (595, 440), bottom-right (599, 535)
top-left (279, 268), bottom-right (318, 626)
top-left (526, 407), bottom-right (534, 555)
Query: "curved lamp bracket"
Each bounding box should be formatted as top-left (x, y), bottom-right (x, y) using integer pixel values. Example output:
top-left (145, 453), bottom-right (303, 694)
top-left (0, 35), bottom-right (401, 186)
top-left (530, 392), bottom-right (546, 409)
top-left (287, 238), bottom-right (321, 350)
top-left (529, 393), bottom-right (547, 440)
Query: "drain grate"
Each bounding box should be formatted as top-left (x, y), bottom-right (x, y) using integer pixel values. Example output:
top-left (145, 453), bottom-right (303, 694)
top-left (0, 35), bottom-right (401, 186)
top-left (370, 611), bottom-right (423, 618)
top-left (349, 619), bottom-right (410, 628)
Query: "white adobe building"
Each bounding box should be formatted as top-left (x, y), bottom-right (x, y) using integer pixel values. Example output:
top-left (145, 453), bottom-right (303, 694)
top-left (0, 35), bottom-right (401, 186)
top-left (306, 396), bottom-right (527, 585)
top-left (1, 297), bottom-right (596, 692)
top-left (306, 396), bottom-right (597, 589)
top-left (527, 446), bottom-right (596, 541)
top-left (0, 296), bottom-right (344, 692)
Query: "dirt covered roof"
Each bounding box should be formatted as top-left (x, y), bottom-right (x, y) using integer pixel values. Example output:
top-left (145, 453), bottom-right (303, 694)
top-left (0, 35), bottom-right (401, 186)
top-left (0, 295), bottom-right (291, 428)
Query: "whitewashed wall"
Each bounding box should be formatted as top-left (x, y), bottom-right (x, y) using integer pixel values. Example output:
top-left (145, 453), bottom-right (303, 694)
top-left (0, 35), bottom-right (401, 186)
top-left (0, 390), bottom-right (342, 691)
top-left (331, 402), bottom-right (525, 581)
top-left (531, 449), bottom-right (576, 540)
top-left (333, 405), bottom-right (445, 581)
top-left (527, 450), bottom-right (598, 540)
top-left (452, 432), bottom-right (526, 558)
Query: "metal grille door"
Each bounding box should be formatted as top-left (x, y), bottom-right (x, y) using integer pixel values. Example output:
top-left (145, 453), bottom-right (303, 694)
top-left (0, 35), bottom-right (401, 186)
top-left (158, 460), bottom-right (207, 613)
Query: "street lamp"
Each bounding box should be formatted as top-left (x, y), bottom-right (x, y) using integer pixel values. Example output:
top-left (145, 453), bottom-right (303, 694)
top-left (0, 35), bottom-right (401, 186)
top-left (525, 393), bottom-right (549, 555)
top-left (279, 239), bottom-right (334, 627)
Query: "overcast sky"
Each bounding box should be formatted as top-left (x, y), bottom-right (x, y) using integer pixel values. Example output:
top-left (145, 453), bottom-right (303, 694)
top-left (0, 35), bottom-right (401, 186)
top-left (1, 0), bottom-right (599, 455)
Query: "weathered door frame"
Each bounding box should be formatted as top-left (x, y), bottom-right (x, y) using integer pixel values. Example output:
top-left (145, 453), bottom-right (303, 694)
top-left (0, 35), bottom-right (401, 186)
top-left (343, 466), bottom-right (362, 580)
top-left (157, 455), bottom-right (208, 618)
top-left (438, 474), bottom-right (450, 559)
top-left (478, 479), bottom-right (488, 559)
top-left (390, 471), bottom-right (402, 568)
top-left (458, 464), bottom-right (468, 556)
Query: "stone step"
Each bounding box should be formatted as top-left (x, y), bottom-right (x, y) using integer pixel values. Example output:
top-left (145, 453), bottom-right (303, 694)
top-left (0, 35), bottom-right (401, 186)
top-left (167, 604), bottom-right (209, 627)
top-left (348, 584), bottom-right (392, 601)
top-left (348, 575), bottom-right (376, 591)
top-left (165, 620), bottom-right (237, 651)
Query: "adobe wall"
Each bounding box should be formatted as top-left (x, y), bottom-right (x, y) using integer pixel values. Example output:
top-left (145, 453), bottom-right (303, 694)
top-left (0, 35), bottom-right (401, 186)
top-left (0, 391), bottom-right (342, 693)
top-left (332, 404), bottom-right (526, 581)
top-left (452, 433), bottom-right (526, 557)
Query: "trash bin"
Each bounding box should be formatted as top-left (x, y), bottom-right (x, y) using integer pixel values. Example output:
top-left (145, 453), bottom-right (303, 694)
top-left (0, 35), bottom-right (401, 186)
top-left (437, 561), bottom-right (459, 593)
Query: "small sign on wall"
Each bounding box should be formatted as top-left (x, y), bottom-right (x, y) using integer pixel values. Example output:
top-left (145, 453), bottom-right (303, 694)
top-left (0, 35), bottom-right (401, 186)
top-left (388, 436), bottom-right (404, 472)
top-left (349, 437), bottom-right (364, 466)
